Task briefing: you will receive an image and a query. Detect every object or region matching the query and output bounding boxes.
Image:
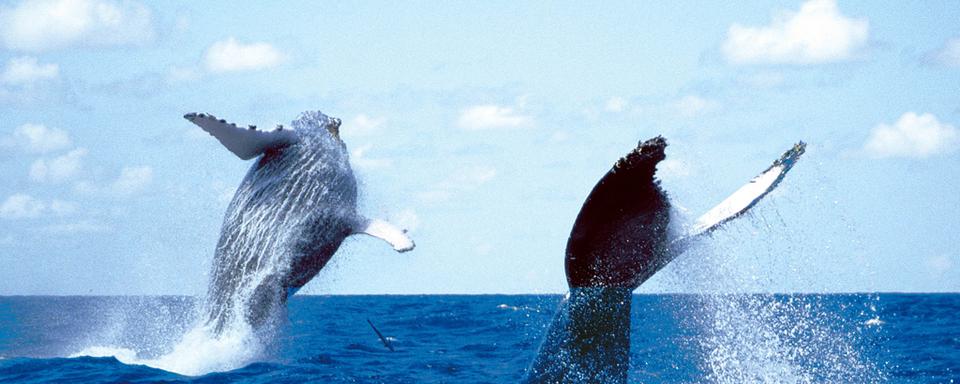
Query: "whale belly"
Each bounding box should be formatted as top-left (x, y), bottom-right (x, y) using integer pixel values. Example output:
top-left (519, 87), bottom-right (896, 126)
top-left (203, 145), bottom-right (357, 331)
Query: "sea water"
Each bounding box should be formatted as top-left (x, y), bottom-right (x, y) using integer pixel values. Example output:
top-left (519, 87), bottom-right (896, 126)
top-left (0, 294), bottom-right (956, 383)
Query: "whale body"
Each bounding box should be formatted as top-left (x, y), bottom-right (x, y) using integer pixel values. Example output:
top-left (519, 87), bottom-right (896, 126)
top-left (526, 137), bottom-right (805, 383)
top-left (184, 110), bottom-right (413, 333)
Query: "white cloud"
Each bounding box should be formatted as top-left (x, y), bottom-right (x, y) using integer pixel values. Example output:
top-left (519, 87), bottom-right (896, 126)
top-left (930, 37), bottom-right (960, 67)
top-left (75, 165), bottom-right (153, 196)
top-left (0, 193), bottom-right (75, 219)
top-left (210, 180), bottom-right (236, 204)
top-left (605, 96), bottom-right (627, 112)
top-left (740, 71), bottom-right (785, 88)
top-left (657, 158), bottom-right (691, 178)
top-left (9, 123), bottom-right (71, 153)
top-left (350, 144), bottom-right (392, 170)
top-left (42, 219), bottom-right (110, 234)
top-left (0, 56), bottom-right (58, 85)
top-left (49, 199), bottom-right (77, 215)
top-left (675, 95), bottom-right (719, 117)
top-left (549, 130), bottom-right (570, 143)
top-left (204, 37), bottom-right (284, 73)
top-left (108, 166), bottom-right (153, 195)
top-left (418, 166), bottom-right (497, 203)
top-left (391, 208), bottom-right (420, 233)
top-left (29, 147), bottom-right (86, 183)
top-left (722, 0), bottom-right (868, 65)
top-left (458, 104), bottom-right (532, 130)
top-left (0, 193), bottom-right (45, 218)
top-left (165, 65), bottom-right (201, 84)
top-left (346, 114), bottom-right (386, 137)
top-left (863, 112), bottom-right (959, 158)
top-left (0, 0), bottom-right (154, 51)
top-left (924, 254), bottom-right (954, 277)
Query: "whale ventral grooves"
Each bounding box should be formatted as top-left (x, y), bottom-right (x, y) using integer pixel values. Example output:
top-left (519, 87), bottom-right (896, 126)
top-left (565, 136), bottom-right (671, 289)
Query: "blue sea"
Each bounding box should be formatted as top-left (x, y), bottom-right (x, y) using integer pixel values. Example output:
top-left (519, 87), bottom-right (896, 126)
top-left (0, 294), bottom-right (956, 383)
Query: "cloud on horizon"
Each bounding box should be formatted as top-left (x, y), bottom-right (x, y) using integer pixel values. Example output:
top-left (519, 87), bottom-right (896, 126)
top-left (863, 112), bottom-right (958, 158)
top-left (722, 0), bottom-right (868, 65)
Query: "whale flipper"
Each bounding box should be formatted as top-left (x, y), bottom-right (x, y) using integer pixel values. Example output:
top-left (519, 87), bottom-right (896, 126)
top-left (184, 112), bottom-right (299, 160)
top-left (354, 218), bottom-right (415, 252)
top-left (668, 141), bottom-right (806, 256)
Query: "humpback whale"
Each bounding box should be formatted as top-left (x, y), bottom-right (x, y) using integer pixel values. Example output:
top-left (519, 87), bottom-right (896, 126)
top-left (184, 110), bottom-right (414, 333)
top-left (526, 137), bottom-right (805, 383)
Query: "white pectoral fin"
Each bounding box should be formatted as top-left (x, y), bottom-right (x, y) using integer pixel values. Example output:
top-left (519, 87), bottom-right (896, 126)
top-left (355, 218), bottom-right (415, 253)
top-left (184, 112), bottom-right (299, 160)
top-left (670, 141), bottom-right (806, 257)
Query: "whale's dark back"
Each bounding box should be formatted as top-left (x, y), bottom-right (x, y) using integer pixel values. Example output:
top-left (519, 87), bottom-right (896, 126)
top-left (203, 112), bottom-right (356, 333)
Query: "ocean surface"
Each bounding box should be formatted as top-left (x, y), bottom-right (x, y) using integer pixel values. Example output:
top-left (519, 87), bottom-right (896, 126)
top-left (0, 294), bottom-right (956, 383)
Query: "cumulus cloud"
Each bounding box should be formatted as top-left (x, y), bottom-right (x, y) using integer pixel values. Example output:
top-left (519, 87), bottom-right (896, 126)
top-left (42, 219), bottom-right (110, 234)
top-left (458, 105), bottom-right (533, 130)
top-left (0, 0), bottom-right (153, 51)
top-left (924, 254), bottom-right (955, 277)
top-left (418, 166), bottom-right (497, 203)
top-left (75, 165), bottom-right (153, 196)
top-left (0, 193), bottom-right (44, 218)
top-left (675, 95), bottom-right (719, 117)
top-left (204, 38), bottom-right (284, 73)
top-left (0, 193), bottom-right (75, 219)
top-left (0, 56), bottom-right (58, 85)
top-left (29, 147), bottom-right (87, 183)
top-left (350, 144), bottom-right (392, 170)
top-left (928, 37), bottom-right (960, 67)
top-left (863, 112), bottom-right (959, 158)
top-left (657, 158), bottom-right (691, 178)
top-left (107, 165), bottom-right (153, 196)
top-left (391, 208), bottom-right (420, 232)
top-left (346, 114), bottom-right (386, 137)
top-left (8, 123), bottom-right (71, 153)
top-left (605, 96), bottom-right (627, 113)
top-left (722, 0), bottom-right (868, 65)
top-left (165, 65), bottom-right (201, 84)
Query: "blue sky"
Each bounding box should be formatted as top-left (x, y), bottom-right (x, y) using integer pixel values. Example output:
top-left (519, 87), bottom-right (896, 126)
top-left (0, 0), bottom-right (957, 295)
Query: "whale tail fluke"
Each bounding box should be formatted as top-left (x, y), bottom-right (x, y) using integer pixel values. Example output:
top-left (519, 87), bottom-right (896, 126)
top-left (354, 218), bottom-right (415, 252)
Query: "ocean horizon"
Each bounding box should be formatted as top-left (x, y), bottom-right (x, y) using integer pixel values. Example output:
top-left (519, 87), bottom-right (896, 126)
top-left (2, 293), bottom-right (957, 383)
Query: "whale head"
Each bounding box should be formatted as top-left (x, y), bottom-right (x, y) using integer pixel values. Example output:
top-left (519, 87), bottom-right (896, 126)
top-left (291, 110), bottom-right (345, 145)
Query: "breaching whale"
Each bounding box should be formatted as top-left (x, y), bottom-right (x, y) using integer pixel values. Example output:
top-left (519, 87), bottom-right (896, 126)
top-left (184, 110), bottom-right (414, 333)
top-left (525, 137), bottom-right (805, 383)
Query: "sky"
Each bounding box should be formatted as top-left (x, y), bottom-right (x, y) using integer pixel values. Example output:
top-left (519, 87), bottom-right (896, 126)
top-left (0, 0), bottom-right (957, 295)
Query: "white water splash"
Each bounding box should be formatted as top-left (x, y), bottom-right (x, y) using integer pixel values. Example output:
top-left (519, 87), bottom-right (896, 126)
top-left (72, 320), bottom-right (268, 376)
top-left (660, 185), bottom-right (885, 383)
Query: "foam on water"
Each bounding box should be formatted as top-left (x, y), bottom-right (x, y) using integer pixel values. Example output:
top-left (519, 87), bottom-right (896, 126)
top-left (71, 320), bottom-right (267, 376)
top-left (664, 198), bottom-right (886, 383)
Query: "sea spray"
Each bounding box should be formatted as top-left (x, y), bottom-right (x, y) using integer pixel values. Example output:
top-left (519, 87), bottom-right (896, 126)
top-left (666, 204), bottom-right (886, 383)
top-left (71, 298), bottom-right (289, 376)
